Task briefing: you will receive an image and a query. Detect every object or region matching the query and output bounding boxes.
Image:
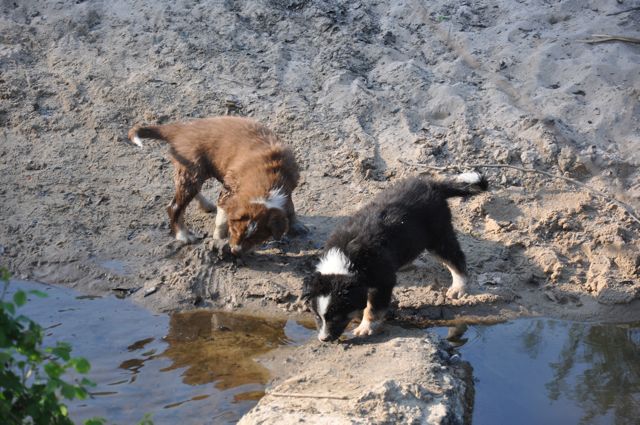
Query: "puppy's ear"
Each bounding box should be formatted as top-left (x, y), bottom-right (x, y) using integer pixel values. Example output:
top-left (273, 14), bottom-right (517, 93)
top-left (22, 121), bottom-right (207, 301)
top-left (268, 209), bottom-right (288, 240)
top-left (301, 272), bottom-right (321, 302)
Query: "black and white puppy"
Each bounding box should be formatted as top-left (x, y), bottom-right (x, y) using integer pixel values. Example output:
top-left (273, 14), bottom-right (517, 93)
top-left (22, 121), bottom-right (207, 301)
top-left (302, 173), bottom-right (488, 342)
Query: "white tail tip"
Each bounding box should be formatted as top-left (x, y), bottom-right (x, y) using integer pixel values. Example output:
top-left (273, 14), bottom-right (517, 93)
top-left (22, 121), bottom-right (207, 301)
top-left (457, 172), bottom-right (481, 184)
top-left (132, 135), bottom-right (144, 148)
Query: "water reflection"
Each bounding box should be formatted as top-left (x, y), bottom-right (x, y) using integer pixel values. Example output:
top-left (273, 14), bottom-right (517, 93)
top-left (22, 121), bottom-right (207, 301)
top-left (161, 311), bottom-right (289, 390)
top-left (544, 323), bottom-right (640, 425)
top-left (10, 281), bottom-right (313, 425)
top-left (439, 319), bottom-right (640, 425)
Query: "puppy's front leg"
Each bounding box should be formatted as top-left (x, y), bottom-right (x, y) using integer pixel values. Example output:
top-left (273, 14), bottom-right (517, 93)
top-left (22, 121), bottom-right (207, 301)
top-left (212, 207), bottom-right (229, 240)
top-left (353, 301), bottom-right (382, 337)
top-left (353, 286), bottom-right (392, 337)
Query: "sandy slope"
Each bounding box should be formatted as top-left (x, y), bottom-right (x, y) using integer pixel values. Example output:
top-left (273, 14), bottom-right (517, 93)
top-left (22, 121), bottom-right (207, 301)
top-left (1, 0), bottom-right (639, 323)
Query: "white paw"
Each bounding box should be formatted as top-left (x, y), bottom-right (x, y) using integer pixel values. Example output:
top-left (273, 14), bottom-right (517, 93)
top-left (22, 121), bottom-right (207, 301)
top-left (211, 238), bottom-right (228, 251)
top-left (353, 321), bottom-right (375, 337)
top-left (446, 284), bottom-right (467, 299)
top-left (175, 229), bottom-right (200, 244)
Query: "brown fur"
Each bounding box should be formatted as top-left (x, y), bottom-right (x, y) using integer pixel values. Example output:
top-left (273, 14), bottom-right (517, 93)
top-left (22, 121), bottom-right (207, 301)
top-left (128, 116), bottom-right (303, 254)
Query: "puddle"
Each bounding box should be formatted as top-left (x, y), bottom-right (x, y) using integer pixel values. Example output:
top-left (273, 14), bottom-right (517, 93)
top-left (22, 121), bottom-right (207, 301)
top-left (8, 280), bottom-right (640, 424)
top-left (433, 319), bottom-right (640, 425)
top-left (8, 280), bottom-right (313, 425)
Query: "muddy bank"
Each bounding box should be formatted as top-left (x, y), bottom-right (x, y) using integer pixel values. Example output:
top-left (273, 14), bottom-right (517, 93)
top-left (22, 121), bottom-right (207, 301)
top-left (240, 328), bottom-right (472, 425)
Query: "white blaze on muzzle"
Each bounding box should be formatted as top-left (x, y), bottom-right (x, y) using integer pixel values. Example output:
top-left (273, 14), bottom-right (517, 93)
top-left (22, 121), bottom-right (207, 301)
top-left (316, 294), bottom-right (331, 341)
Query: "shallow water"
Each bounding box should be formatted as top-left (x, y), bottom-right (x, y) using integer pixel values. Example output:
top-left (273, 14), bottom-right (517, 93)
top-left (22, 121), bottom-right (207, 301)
top-left (433, 319), bottom-right (640, 425)
top-left (9, 280), bottom-right (313, 425)
top-left (9, 280), bottom-right (640, 424)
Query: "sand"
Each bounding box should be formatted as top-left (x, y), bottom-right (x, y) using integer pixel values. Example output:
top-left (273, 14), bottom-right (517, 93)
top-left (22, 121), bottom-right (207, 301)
top-left (2, 0), bottom-right (638, 320)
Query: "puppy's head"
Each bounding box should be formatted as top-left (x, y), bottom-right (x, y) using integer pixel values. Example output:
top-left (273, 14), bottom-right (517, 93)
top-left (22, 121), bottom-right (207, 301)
top-left (302, 273), bottom-right (367, 342)
top-left (225, 189), bottom-right (289, 255)
top-left (302, 249), bottom-right (368, 342)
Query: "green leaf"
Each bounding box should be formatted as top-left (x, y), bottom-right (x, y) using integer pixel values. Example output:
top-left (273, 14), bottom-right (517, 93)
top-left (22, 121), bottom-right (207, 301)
top-left (2, 301), bottom-right (15, 315)
top-left (60, 382), bottom-right (77, 400)
top-left (0, 268), bottom-right (10, 282)
top-left (75, 386), bottom-right (88, 400)
top-left (13, 290), bottom-right (27, 307)
top-left (73, 357), bottom-right (91, 374)
top-left (59, 403), bottom-right (69, 416)
top-left (84, 418), bottom-right (107, 425)
top-left (137, 413), bottom-right (155, 425)
top-left (51, 343), bottom-right (72, 361)
top-left (80, 377), bottom-right (97, 387)
top-left (44, 362), bottom-right (64, 379)
top-left (29, 289), bottom-right (48, 298)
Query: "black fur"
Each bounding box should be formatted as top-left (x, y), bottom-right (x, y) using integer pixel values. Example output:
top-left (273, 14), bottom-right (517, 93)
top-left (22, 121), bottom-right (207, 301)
top-left (303, 175), bottom-right (488, 341)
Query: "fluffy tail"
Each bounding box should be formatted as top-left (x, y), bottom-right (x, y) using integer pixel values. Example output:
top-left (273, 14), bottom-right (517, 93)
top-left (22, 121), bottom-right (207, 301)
top-left (438, 172), bottom-right (488, 199)
top-left (128, 124), bottom-right (167, 148)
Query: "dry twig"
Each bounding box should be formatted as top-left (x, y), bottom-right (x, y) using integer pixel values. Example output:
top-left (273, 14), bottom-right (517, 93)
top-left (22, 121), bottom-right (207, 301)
top-left (578, 34), bottom-right (640, 44)
top-left (397, 159), bottom-right (640, 225)
top-left (606, 7), bottom-right (640, 16)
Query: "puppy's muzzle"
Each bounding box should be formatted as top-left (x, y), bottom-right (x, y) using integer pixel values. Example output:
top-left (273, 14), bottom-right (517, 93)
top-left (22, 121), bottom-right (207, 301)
top-left (318, 329), bottom-right (339, 342)
top-left (318, 334), bottom-right (334, 342)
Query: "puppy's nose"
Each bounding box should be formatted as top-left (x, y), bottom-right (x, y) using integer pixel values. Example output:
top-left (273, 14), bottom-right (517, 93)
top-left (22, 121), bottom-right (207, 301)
top-left (318, 333), bottom-right (334, 342)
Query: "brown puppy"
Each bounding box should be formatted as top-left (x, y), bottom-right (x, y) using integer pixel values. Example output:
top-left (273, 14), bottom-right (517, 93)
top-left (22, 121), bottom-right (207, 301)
top-left (128, 116), bottom-right (306, 255)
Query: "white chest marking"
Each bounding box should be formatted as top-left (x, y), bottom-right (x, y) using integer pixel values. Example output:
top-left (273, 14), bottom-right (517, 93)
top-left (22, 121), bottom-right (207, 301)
top-left (251, 187), bottom-right (287, 211)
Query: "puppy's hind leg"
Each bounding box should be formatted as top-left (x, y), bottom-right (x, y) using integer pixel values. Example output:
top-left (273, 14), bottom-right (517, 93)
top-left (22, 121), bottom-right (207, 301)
top-left (431, 232), bottom-right (469, 299)
top-left (443, 260), bottom-right (468, 299)
top-left (167, 165), bottom-right (202, 243)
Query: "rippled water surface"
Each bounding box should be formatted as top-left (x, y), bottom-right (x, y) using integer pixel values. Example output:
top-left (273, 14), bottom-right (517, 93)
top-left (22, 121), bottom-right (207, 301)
top-left (11, 280), bottom-right (313, 424)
